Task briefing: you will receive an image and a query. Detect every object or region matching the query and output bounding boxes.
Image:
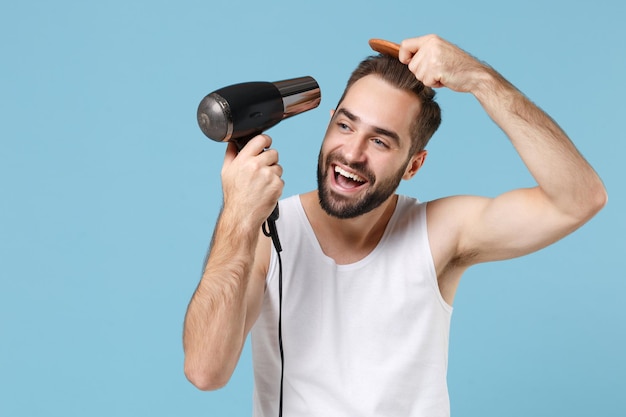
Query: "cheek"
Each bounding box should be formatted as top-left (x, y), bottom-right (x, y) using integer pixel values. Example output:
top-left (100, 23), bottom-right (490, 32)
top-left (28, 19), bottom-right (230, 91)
top-left (317, 141), bottom-right (334, 172)
top-left (319, 133), bottom-right (341, 161)
top-left (321, 129), bottom-right (341, 148)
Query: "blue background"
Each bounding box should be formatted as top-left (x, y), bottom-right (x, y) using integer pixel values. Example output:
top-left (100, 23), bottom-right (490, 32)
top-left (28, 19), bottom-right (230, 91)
top-left (1, 0), bottom-right (624, 415)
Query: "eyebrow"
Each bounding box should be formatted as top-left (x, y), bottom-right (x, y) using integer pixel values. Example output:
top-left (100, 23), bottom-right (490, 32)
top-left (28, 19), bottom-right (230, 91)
top-left (336, 108), bottom-right (402, 147)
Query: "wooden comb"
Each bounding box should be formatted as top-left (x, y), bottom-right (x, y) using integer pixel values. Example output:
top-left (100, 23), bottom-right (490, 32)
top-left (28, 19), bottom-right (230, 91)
top-left (368, 38), bottom-right (400, 58)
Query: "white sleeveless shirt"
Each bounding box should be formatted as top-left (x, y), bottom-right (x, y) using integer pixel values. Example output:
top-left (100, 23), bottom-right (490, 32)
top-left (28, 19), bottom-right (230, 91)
top-left (251, 195), bottom-right (453, 417)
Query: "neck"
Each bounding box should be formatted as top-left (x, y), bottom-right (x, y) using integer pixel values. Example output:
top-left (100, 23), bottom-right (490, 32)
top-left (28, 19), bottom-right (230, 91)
top-left (300, 191), bottom-right (398, 264)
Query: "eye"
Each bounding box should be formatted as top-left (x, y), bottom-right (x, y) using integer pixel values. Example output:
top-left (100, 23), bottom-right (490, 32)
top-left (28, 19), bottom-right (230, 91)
top-left (336, 122), bottom-right (353, 133)
top-left (372, 138), bottom-right (389, 148)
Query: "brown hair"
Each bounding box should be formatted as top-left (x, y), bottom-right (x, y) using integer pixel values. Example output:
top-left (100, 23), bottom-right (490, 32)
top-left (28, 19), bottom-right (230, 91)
top-left (337, 54), bottom-right (441, 154)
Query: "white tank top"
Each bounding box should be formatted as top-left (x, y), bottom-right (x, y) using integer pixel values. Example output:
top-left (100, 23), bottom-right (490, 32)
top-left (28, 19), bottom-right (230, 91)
top-left (251, 195), bottom-right (453, 417)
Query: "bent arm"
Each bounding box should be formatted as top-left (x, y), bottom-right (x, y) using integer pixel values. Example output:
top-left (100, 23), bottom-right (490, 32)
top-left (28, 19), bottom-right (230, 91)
top-left (457, 68), bottom-right (607, 263)
top-left (183, 136), bottom-right (281, 390)
top-left (401, 35), bottom-right (607, 266)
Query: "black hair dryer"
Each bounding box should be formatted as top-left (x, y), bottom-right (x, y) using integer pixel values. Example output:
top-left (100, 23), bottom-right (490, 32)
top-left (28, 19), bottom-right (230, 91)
top-left (197, 76), bottom-right (321, 148)
top-left (197, 76), bottom-right (321, 251)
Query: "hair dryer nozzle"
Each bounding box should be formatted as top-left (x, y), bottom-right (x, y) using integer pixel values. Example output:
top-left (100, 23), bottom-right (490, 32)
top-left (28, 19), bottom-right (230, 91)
top-left (273, 76), bottom-right (321, 119)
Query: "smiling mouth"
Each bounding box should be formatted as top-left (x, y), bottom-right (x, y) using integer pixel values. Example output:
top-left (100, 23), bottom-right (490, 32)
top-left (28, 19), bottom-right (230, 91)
top-left (334, 165), bottom-right (367, 189)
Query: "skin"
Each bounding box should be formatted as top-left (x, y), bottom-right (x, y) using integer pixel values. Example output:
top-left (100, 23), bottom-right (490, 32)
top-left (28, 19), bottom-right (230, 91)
top-left (182, 34), bottom-right (607, 391)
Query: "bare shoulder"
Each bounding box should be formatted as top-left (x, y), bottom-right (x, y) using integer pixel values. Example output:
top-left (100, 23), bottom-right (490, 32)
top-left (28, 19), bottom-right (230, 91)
top-left (426, 195), bottom-right (490, 265)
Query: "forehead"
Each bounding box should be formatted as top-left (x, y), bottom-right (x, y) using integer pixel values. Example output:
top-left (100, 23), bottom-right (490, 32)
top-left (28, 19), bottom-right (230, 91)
top-left (339, 75), bottom-right (422, 144)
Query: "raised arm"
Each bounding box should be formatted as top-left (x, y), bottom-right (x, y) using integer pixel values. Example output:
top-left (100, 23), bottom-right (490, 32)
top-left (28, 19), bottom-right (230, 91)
top-left (399, 35), bottom-right (607, 266)
top-left (183, 135), bottom-right (281, 390)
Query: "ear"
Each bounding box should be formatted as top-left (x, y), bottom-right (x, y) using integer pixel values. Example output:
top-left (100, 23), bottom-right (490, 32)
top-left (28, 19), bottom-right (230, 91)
top-left (330, 109), bottom-right (335, 118)
top-left (402, 150), bottom-right (427, 180)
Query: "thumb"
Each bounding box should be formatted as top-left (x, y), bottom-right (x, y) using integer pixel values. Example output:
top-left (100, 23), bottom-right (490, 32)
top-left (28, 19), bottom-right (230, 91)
top-left (399, 36), bottom-right (427, 64)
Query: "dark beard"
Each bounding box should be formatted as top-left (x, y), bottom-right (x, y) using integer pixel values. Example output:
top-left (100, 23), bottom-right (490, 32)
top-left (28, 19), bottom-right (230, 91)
top-left (316, 149), bottom-right (406, 219)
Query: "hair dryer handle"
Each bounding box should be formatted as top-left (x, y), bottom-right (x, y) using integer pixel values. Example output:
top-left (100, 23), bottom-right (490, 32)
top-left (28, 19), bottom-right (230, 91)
top-left (264, 205), bottom-right (282, 252)
top-left (233, 134), bottom-right (257, 151)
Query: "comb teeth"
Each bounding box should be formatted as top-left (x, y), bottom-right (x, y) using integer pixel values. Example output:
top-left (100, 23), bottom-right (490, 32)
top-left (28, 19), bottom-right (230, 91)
top-left (368, 38), bottom-right (400, 58)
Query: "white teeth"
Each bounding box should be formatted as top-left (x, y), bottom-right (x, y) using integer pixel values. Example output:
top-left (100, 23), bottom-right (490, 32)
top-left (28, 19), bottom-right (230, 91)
top-left (335, 166), bottom-right (365, 182)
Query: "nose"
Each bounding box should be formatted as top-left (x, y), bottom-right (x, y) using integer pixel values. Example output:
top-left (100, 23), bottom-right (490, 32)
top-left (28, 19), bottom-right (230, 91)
top-left (343, 135), bottom-right (368, 163)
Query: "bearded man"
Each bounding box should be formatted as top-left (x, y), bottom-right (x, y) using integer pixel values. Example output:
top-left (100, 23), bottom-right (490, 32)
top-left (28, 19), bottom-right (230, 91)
top-left (183, 34), bottom-right (607, 417)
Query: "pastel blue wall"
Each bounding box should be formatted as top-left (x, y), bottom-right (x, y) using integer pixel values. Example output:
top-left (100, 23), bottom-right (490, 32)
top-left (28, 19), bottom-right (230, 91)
top-left (1, 0), bottom-right (624, 415)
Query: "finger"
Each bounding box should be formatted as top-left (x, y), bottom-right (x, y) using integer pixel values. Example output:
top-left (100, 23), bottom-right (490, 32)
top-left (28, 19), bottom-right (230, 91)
top-left (407, 53), bottom-right (421, 77)
top-left (271, 163), bottom-right (284, 179)
top-left (239, 134), bottom-right (272, 157)
top-left (398, 40), bottom-right (415, 64)
top-left (407, 53), bottom-right (433, 86)
top-left (406, 48), bottom-right (445, 89)
top-left (399, 35), bottom-right (429, 64)
top-left (257, 147), bottom-right (280, 166)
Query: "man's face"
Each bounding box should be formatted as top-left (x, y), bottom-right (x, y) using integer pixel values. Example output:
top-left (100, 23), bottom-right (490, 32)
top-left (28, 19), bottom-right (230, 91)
top-left (317, 75), bottom-right (425, 219)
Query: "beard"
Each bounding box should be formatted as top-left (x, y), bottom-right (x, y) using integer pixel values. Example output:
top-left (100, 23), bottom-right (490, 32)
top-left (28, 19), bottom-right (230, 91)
top-left (316, 149), bottom-right (407, 219)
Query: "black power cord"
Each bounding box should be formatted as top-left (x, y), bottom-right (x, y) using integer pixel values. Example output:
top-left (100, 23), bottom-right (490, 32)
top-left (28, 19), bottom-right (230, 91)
top-left (262, 213), bottom-right (284, 417)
